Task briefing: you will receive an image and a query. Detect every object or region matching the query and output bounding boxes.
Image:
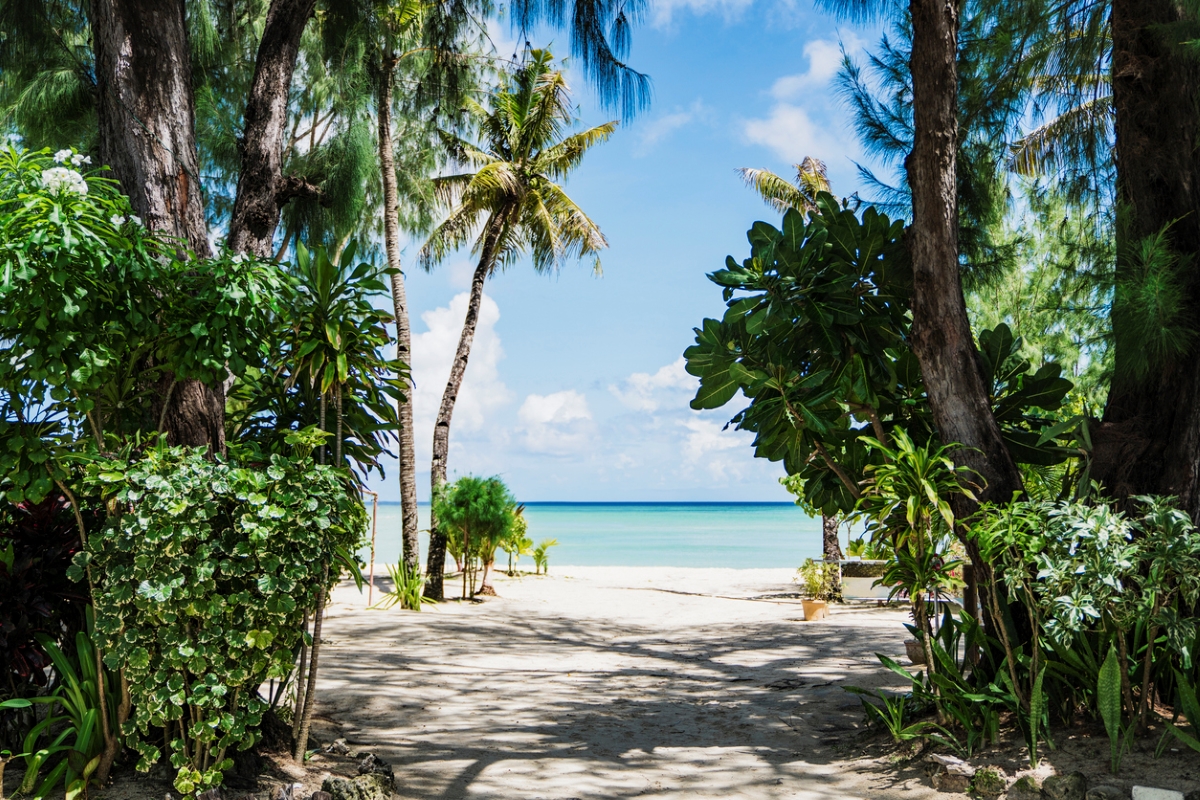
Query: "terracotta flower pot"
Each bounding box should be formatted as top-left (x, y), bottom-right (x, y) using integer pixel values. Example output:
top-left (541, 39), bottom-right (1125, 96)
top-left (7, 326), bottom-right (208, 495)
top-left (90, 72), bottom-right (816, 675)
top-left (904, 637), bottom-right (926, 665)
top-left (802, 599), bottom-right (829, 621)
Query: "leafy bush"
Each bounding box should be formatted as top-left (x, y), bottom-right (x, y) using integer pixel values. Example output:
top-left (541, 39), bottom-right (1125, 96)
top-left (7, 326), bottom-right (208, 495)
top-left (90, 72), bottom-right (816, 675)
top-left (684, 197), bottom-right (1074, 519)
top-left (73, 442), bottom-right (364, 797)
top-left (862, 494), bottom-right (1200, 770)
top-left (433, 476), bottom-right (519, 597)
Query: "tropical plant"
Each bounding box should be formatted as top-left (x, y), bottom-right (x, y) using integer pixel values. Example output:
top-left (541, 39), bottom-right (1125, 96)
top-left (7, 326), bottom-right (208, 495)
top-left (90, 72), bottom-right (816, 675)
top-left (23, 614), bottom-right (121, 800)
top-left (500, 505), bottom-right (533, 575)
top-left (735, 156), bottom-right (831, 215)
top-left (684, 197), bottom-right (1074, 521)
top-left (432, 476), bottom-right (519, 598)
top-left (796, 558), bottom-right (837, 600)
top-left (230, 240), bottom-right (406, 479)
top-left (77, 435), bottom-right (365, 797)
top-left (856, 430), bottom-right (977, 686)
top-left (532, 539), bottom-right (559, 575)
top-left (377, 562), bottom-right (434, 612)
top-left (417, 48), bottom-right (616, 599)
top-left (845, 537), bottom-right (891, 560)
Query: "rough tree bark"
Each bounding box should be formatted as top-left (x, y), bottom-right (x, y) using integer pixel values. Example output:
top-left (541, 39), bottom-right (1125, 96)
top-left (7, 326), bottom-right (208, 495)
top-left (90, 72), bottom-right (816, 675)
top-left (821, 514), bottom-right (843, 562)
top-left (906, 0), bottom-right (1025, 510)
top-left (425, 223), bottom-right (502, 600)
top-left (377, 60), bottom-right (422, 576)
top-left (1092, 0), bottom-right (1200, 520)
top-left (227, 0), bottom-right (318, 257)
top-left (91, 0), bottom-right (224, 450)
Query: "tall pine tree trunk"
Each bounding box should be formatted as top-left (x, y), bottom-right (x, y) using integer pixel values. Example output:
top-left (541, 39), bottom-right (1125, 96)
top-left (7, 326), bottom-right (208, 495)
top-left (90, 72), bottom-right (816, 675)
top-left (377, 60), bottom-right (421, 576)
top-left (906, 0), bottom-right (1024, 511)
top-left (426, 229), bottom-right (499, 600)
top-left (1092, 0), bottom-right (1200, 520)
top-left (91, 0), bottom-right (226, 450)
top-left (227, 0), bottom-right (318, 257)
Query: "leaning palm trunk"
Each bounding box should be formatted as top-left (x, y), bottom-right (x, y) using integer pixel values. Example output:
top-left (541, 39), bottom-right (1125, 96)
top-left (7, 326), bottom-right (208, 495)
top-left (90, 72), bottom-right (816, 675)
top-left (376, 61), bottom-right (421, 577)
top-left (426, 236), bottom-right (496, 599)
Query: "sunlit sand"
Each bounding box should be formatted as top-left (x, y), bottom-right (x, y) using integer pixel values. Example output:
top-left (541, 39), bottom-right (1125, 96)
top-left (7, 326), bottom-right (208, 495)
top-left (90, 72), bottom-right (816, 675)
top-left (314, 567), bottom-right (937, 799)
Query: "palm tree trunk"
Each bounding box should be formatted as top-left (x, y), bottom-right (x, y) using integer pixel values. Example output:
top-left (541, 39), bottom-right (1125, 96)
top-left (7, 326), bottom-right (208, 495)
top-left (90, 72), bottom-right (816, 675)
top-left (425, 248), bottom-right (494, 599)
top-left (907, 0), bottom-right (1023, 512)
top-left (377, 60), bottom-right (421, 575)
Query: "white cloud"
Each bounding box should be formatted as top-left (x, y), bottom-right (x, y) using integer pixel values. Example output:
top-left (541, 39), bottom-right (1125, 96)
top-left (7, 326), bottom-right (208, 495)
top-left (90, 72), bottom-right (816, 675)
top-left (635, 100), bottom-right (710, 154)
top-left (768, 36), bottom-right (862, 100)
top-left (609, 357), bottom-right (696, 412)
top-left (742, 103), bottom-right (847, 164)
top-left (681, 416), bottom-right (754, 481)
top-left (741, 34), bottom-right (865, 165)
top-left (410, 292), bottom-right (511, 445)
top-left (518, 390), bottom-right (595, 455)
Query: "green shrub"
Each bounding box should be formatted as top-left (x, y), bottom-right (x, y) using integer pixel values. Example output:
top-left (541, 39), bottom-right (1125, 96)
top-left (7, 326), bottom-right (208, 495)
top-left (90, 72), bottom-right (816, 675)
top-left (433, 476), bottom-right (519, 597)
top-left (72, 442), bottom-right (364, 797)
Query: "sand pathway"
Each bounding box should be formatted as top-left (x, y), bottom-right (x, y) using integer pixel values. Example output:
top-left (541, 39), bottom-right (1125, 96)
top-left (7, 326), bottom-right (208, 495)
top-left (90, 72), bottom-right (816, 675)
top-left (317, 567), bottom-right (937, 799)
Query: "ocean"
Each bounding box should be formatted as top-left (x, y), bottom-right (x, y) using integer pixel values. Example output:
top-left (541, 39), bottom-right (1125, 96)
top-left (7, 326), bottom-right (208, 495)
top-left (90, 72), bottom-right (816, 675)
top-left (357, 501), bottom-right (823, 570)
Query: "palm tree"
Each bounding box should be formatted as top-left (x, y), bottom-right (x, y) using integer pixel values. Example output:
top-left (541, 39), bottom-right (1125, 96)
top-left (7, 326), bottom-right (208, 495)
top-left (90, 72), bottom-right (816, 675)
top-left (735, 157), bottom-right (831, 214)
top-left (418, 49), bottom-right (616, 599)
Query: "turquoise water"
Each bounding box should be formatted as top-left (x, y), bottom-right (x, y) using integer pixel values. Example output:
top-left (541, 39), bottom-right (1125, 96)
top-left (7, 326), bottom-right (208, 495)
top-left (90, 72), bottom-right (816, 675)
top-left (357, 502), bottom-right (823, 569)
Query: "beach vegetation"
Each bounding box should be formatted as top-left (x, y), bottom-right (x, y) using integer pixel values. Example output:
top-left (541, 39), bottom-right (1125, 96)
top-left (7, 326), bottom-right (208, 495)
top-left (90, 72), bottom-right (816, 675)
top-left (795, 559), bottom-right (838, 601)
top-left (80, 439), bottom-right (365, 795)
top-left (501, 506), bottom-right (533, 576)
top-left (432, 476), bottom-right (521, 598)
top-left (532, 539), bottom-right (560, 575)
top-left (418, 50), bottom-right (616, 600)
top-left (685, 197), bottom-right (1075, 525)
top-left (0, 150), bottom-right (386, 793)
top-left (377, 562), bottom-right (434, 612)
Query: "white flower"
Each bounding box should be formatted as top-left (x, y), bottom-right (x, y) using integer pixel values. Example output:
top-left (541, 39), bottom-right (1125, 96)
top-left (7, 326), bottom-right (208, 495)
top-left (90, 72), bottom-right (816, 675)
top-left (40, 167), bottom-right (88, 196)
top-left (70, 153), bottom-right (92, 167)
top-left (231, 254), bottom-right (246, 264)
top-left (53, 149), bottom-right (71, 164)
top-left (110, 214), bottom-right (126, 227)
top-left (129, 214), bottom-right (142, 227)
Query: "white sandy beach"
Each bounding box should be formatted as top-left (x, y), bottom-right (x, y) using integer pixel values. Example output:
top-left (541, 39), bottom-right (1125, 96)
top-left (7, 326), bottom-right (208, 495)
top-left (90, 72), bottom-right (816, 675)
top-left (314, 566), bottom-right (943, 799)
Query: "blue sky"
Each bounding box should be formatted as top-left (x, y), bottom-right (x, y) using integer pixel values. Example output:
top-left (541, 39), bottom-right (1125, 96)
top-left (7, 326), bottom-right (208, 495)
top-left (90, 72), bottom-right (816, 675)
top-left (367, 2), bottom-right (884, 502)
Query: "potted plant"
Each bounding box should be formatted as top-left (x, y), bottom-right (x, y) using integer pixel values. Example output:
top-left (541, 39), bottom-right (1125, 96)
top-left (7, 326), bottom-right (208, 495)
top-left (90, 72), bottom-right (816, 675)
top-left (796, 558), bottom-right (837, 620)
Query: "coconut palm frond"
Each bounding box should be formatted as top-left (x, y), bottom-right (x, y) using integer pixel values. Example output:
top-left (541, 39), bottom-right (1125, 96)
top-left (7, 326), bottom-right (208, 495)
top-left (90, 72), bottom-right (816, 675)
top-left (536, 121), bottom-right (619, 178)
top-left (1008, 95), bottom-right (1112, 177)
top-left (417, 204), bottom-right (481, 270)
top-left (794, 157), bottom-right (831, 200)
top-left (736, 167), bottom-right (810, 214)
